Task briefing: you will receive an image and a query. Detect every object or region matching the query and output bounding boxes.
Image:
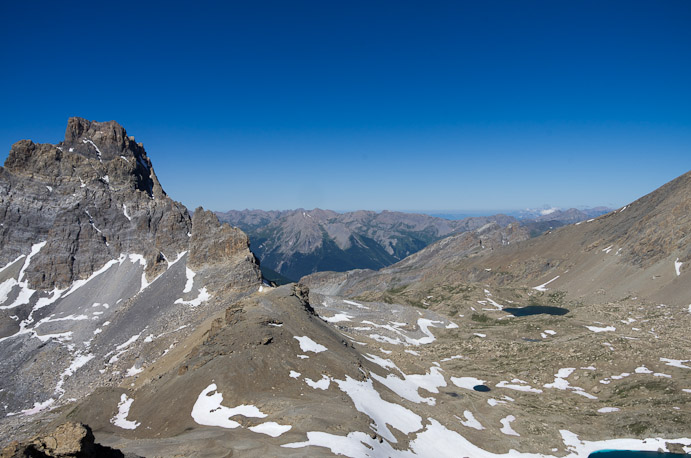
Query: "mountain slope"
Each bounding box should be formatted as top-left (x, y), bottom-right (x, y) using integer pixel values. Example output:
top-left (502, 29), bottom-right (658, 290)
top-left (305, 171), bottom-right (690, 307)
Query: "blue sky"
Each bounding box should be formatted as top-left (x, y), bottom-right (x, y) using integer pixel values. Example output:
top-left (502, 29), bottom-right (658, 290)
top-left (1, 1), bottom-right (689, 213)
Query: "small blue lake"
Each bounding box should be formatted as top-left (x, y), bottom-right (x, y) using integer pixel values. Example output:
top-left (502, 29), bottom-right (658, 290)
top-left (589, 451), bottom-right (687, 457)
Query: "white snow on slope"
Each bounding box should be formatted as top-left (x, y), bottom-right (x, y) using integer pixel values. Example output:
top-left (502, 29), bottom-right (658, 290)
top-left (6, 398), bottom-right (55, 417)
top-left (585, 325), bottom-right (616, 333)
top-left (451, 376), bottom-right (485, 391)
top-left (55, 353), bottom-right (94, 395)
top-left (0, 241), bottom-right (47, 310)
top-left (456, 410), bottom-right (484, 430)
top-left (499, 415), bottom-right (520, 436)
top-left (675, 258), bottom-right (683, 276)
top-left (545, 368), bottom-right (597, 399)
top-left (63, 254), bottom-right (128, 298)
top-left (343, 300), bottom-right (369, 309)
top-left (126, 365), bottom-right (144, 377)
top-left (660, 358), bottom-right (690, 369)
top-left (323, 312), bottom-right (353, 323)
top-left (174, 287), bottom-right (210, 307)
top-left (496, 379), bottom-right (543, 393)
top-left (371, 366), bottom-right (447, 406)
top-left (82, 139), bottom-right (103, 162)
top-left (111, 394), bottom-right (140, 429)
top-left (363, 354), bottom-right (399, 371)
top-left (183, 267), bottom-right (196, 293)
top-left (532, 275), bottom-right (559, 291)
top-left (294, 335), bottom-right (327, 353)
top-left (305, 375), bottom-right (331, 390)
top-left (191, 383), bottom-right (266, 429)
top-left (598, 407), bottom-right (620, 413)
top-left (286, 416), bottom-right (691, 458)
top-left (249, 422), bottom-right (292, 437)
top-left (335, 376), bottom-right (423, 443)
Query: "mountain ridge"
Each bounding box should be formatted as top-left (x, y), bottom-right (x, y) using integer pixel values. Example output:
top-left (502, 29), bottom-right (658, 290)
top-left (217, 208), bottom-right (519, 281)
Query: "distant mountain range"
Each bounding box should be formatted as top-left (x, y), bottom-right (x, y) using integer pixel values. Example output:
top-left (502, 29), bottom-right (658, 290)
top-left (215, 209), bottom-right (517, 282)
top-left (215, 207), bottom-right (612, 283)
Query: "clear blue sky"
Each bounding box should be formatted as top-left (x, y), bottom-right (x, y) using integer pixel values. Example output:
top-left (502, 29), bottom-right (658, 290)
top-left (1, 1), bottom-right (689, 213)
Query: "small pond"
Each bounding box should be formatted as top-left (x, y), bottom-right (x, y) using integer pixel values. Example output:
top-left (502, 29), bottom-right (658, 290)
top-left (589, 451), bottom-right (687, 457)
top-left (504, 305), bottom-right (569, 317)
top-left (472, 385), bottom-right (491, 392)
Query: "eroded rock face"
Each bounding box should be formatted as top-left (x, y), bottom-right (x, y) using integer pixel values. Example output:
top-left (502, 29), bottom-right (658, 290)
top-left (0, 119), bottom-right (262, 446)
top-left (189, 208), bottom-right (261, 293)
top-left (0, 422), bottom-right (135, 458)
top-left (0, 117), bottom-right (191, 289)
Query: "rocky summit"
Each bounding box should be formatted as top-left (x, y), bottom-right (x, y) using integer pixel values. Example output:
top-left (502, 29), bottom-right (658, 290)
top-left (0, 120), bottom-right (689, 457)
top-left (0, 119), bottom-right (261, 447)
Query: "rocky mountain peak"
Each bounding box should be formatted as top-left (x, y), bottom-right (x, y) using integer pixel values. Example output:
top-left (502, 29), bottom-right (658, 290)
top-left (63, 117), bottom-right (143, 162)
top-left (5, 117), bottom-right (163, 200)
top-left (0, 118), bottom-right (195, 289)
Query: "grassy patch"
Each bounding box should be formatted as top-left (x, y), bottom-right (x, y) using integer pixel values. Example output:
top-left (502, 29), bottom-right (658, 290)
top-left (471, 313), bottom-right (491, 323)
top-left (548, 290), bottom-right (566, 304)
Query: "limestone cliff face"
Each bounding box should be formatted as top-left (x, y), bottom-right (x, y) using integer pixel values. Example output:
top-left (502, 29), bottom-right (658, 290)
top-left (189, 208), bottom-right (261, 293)
top-left (0, 118), bottom-right (262, 435)
top-left (0, 117), bottom-right (259, 291)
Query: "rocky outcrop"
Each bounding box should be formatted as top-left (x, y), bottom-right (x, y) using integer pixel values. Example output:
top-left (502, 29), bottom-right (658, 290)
top-left (0, 422), bottom-right (135, 458)
top-left (0, 119), bottom-right (262, 444)
top-left (0, 117), bottom-right (192, 289)
top-left (189, 208), bottom-right (261, 293)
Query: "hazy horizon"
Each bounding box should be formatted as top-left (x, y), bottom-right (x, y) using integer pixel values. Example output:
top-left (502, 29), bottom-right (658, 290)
top-left (213, 205), bottom-right (614, 218)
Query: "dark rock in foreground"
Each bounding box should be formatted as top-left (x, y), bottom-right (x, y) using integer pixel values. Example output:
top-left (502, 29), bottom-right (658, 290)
top-left (0, 422), bottom-right (138, 458)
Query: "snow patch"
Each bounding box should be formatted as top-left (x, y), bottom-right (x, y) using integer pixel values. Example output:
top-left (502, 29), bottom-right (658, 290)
top-left (496, 379), bottom-right (543, 393)
top-left (305, 375), bottom-right (331, 390)
top-left (499, 415), bottom-right (520, 436)
top-left (174, 287), bottom-right (210, 307)
top-left (55, 353), bottom-right (94, 395)
top-left (323, 312), bottom-right (353, 323)
top-left (126, 365), bottom-right (143, 377)
top-left (598, 407), bottom-right (620, 413)
top-left (333, 376), bottom-right (422, 443)
top-left (0, 242), bottom-right (47, 310)
top-left (249, 422), bottom-right (292, 437)
top-left (585, 325), bottom-right (616, 333)
top-left (532, 275), bottom-right (559, 291)
top-left (111, 394), bottom-right (140, 429)
top-left (456, 410), bottom-right (484, 430)
top-left (371, 366), bottom-right (446, 405)
top-left (294, 335), bottom-right (327, 353)
top-left (451, 376), bottom-right (485, 391)
top-left (183, 267), bottom-right (195, 293)
top-left (660, 358), bottom-right (690, 369)
top-left (191, 383), bottom-right (266, 429)
top-left (545, 368), bottom-right (597, 399)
